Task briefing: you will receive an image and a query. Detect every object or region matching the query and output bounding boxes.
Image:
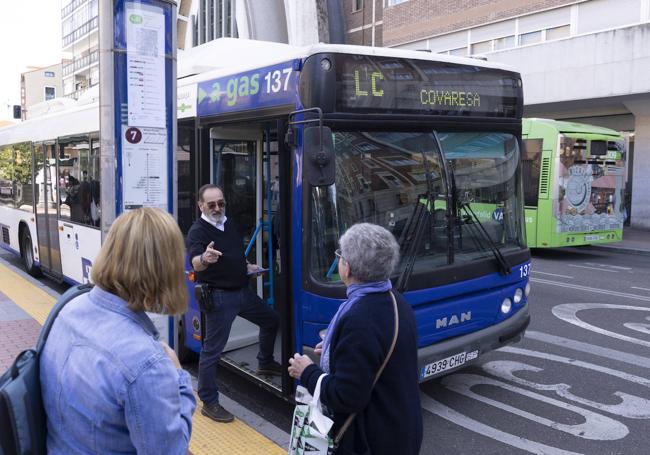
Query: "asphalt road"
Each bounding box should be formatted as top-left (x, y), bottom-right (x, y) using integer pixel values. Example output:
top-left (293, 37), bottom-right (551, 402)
top-left (419, 247), bottom-right (650, 455)
top-left (5, 246), bottom-right (650, 454)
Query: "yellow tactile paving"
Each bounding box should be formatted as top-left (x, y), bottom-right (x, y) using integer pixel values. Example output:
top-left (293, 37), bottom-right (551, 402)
top-left (189, 396), bottom-right (285, 455)
top-left (0, 263), bottom-right (56, 324)
top-left (0, 262), bottom-right (285, 454)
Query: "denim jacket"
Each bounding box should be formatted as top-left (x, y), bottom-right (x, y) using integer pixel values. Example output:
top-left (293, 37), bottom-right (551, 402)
top-left (40, 286), bottom-right (196, 454)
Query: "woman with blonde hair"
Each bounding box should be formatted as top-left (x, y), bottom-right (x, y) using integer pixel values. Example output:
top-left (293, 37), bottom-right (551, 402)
top-left (40, 208), bottom-right (196, 454)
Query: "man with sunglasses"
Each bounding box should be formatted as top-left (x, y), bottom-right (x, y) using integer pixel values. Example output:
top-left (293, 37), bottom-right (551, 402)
top-left (186, 184), bottom-right (281, 423)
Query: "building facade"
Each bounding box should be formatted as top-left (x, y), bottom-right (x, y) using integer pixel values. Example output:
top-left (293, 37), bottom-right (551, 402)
top-left (61, 0), bottom-right (99, 99)
top-left (61, 0), bottom-right (193, 99)
top-left (343, 0), bottom-right (650, 229)
top-left (20, 64), bottom-right (64, 120)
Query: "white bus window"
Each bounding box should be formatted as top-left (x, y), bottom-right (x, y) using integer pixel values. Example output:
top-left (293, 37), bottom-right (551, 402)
top-left (0, 146), bottom-right (16, 209)
top-left (58, 135), bottom-right (100, 227)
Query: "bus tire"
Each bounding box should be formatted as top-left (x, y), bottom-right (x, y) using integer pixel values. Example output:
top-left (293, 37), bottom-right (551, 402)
top-left (177, 316), bottom-right (198, 363)
top-left (20, 228), bottom-right (41, 277)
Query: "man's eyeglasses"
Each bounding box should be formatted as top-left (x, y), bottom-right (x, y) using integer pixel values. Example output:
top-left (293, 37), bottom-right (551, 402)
top-left (334, 249), bottom-right (344, 262)
top-left (206, 200), bottom-right (226, 210)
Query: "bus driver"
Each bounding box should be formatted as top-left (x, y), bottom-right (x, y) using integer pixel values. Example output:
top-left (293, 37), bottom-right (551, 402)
top-left (186, 184), bottom-right (282, 423)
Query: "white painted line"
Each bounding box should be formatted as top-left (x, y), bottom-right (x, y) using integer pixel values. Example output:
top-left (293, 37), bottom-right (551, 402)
top-left (553, 303), bottom-right (650, 348)
top-left (483, 355), bottom-right (650, 419)
top-left (568, 264), bottom-right (618, 273)
top-left (530, 277), bottom-right (650, 303)
top-left (525, 330), bottom-right (650, 369)
top-left (631, 286), bottom-right (650, 292)
top-left (499, 346), bottom-right (650, 387)
top-left (585, 262), bottom-right (632, 271)
top-left (420, 393), bottom-right (583, 455)
top-left (531, 270), bottom-right (574, 279)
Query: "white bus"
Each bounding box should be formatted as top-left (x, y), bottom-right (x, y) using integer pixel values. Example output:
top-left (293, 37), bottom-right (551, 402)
top-left (0, 97), bottom-right (101, 283)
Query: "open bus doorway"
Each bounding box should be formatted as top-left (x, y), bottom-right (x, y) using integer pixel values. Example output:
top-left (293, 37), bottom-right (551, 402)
top-left (206, 123), bottom-right (285, 391)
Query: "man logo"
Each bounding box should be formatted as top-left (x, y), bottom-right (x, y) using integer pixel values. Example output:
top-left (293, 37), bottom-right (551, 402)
top-left (436, 311), bottom-right (472, 329)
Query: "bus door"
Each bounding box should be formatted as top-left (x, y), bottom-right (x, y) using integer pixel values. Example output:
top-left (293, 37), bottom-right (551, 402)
top-left (209, 125), bottom-right (283, 390)
top-left (33, 141), bottom-right (63, 278)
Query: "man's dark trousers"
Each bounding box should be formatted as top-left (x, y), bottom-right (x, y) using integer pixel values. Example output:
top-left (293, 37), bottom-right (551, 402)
top-left (198, 286), bottom-right (279, 406)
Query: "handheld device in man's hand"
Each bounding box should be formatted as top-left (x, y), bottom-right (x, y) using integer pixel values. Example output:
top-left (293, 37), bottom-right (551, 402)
top-left (247, 268), bottom-right (269, 276)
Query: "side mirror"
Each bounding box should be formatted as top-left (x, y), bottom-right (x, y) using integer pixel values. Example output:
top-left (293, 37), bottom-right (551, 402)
top-left (303, 126), bottom-right (335, 187)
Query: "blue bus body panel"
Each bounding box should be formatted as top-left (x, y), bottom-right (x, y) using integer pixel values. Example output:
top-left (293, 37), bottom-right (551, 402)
top-left (197, 60), bottom-right (302, 117)
top-left (300, 260), bottom-right (531, 348)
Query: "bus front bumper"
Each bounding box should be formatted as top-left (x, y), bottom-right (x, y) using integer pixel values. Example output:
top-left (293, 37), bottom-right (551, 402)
top-left (418, 303), bottom-right (530, 382)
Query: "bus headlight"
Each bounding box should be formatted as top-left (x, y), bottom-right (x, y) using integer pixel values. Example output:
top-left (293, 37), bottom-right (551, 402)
top-left (513, 288), bottom-right (523, 304)
top-left (501, 298), bottom-right (512, 314)
top-left (525, 282), bottom-right (531, 297)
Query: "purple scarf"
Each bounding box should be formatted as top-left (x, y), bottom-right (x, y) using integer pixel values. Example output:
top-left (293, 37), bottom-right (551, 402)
top-left (320, 280), bottom-right (392, 373)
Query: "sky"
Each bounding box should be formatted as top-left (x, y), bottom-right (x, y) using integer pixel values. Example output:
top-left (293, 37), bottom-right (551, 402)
top-left (0, 0), bottom-right (63, 121)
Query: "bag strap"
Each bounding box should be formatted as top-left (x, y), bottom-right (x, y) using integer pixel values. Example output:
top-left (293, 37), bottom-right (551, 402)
top-left (35, 284), bottom-right (93, 352)
top-left (333, 290), bottom-right (400, 446)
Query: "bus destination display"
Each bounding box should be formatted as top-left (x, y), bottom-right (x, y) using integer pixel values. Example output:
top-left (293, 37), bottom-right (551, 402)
top-left (335, 55), bottom-right (521, 117)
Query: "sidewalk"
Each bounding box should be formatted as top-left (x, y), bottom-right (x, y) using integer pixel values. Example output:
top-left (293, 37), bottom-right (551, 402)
top-left (0, 259), bottom-right (286, 455)
top-left (588, 226), bottom-right (650, 256)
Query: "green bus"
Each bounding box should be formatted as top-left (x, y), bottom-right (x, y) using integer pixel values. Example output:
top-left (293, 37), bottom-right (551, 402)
top-left (522, 118), bottom-right (626, 248)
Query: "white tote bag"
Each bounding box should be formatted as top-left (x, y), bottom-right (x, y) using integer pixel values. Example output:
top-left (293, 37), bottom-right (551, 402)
top-left (288, 374), bottom-right (334, 455)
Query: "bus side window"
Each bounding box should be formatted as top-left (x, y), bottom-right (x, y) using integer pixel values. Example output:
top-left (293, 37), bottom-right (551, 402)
top-left (522, 139), bottom-right (542, 207)
top-left (0, 145), bottom-right (15, 209)
top-left (58, 136), bottom-right (101, 228)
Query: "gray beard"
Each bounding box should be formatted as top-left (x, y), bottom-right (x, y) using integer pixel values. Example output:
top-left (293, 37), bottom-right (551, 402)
top-left (207, 213), bottom-right (225, 224)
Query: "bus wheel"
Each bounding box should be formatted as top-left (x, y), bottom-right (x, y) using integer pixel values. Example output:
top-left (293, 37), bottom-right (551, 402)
top-left (20, 229), bottom-right (41, 277)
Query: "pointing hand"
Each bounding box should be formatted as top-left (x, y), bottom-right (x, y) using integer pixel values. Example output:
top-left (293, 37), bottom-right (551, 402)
top-left (203, 241), bottom-right (222, 263)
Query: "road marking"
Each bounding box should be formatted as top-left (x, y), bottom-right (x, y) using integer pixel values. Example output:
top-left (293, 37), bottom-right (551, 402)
top-left (441, 373), bottom-right (628, 440)
top-left (530, 277), bottom-right (650, 303)
top-left (500, 347), bottom-right (650, 387)
top-left (553, 303), bottom-right (650, 348)
top-left (585, 262), bottom-right (632, 271)
top-left (420, 393), bottom-right (583, 455)
top-left (531, 271), bottom-right (574, 279)
top-left (491, 350), bottom-right (650, 419)
top-left (623, 321), bottom-right (650, 335)
top-left (568, 264), bottom-right (618, 273)
top-left (525, 330), bottom-right (650, 369)
top-left (631, 286), bottom-right (650, 292)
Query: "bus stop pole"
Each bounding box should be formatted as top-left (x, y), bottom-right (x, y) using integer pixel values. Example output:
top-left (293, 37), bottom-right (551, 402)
top-left (99, 0), bottom-right (117, 240)
top-left (99, 0), bottom-right (179, 348)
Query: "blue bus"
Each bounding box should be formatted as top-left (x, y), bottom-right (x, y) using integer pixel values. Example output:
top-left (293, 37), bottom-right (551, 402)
top-left (175, 39), bottom-right (531, 397)
top-left (0, 38), bottom-right (530, 398)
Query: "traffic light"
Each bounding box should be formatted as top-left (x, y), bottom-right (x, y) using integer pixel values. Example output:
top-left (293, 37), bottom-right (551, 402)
top-left (12, 105), bottom-right (21, 119)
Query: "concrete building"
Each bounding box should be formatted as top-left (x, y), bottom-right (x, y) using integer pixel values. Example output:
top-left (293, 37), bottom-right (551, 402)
top-left (61, 0), bottom-right (193, 98)
top-left (178, 0), bottom-right (325, 49)
top-left (342, 0), bottom-right (650, 229)
top-left (20, 63), bottom-right (64, 120)
top-left (61, 0), bottom-right (99, 99)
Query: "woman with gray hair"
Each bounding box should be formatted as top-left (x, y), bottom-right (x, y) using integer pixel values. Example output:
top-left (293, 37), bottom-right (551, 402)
top-left (289, 223), bottom-right (422, 455)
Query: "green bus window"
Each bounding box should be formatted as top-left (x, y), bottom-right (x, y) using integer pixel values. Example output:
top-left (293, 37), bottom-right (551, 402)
top-left (522, 139), bottom-right (542, 207)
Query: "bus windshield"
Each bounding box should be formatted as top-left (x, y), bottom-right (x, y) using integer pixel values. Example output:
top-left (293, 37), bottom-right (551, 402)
top-left (441, 132), bottom-right (523, 263)
top-left (309, 130), bottom-right (524, 285)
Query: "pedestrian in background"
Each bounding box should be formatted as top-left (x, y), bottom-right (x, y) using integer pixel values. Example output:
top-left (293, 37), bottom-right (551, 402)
top-left (40, 208), bottom-right (196, 454)
top-left (187, 184), bottom-right (281, 423)
top-left (288, 223), bottom-right (423, 455)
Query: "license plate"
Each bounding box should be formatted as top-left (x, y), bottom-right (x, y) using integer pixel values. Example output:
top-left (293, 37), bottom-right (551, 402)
top-left (585, 234), bottom-right (602, 242)
top-left (421, 350), bottom-right (479, 379)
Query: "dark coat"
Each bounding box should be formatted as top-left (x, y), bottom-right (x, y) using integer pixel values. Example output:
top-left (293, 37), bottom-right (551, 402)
top-left (301, 290), bottom-right (423, 455)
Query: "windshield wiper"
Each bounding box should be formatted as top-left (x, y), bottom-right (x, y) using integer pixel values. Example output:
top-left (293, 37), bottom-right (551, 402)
top-left (396, 151), bottom-right (437, 292)
top-left (457, 200), bottom-right (511, 275)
